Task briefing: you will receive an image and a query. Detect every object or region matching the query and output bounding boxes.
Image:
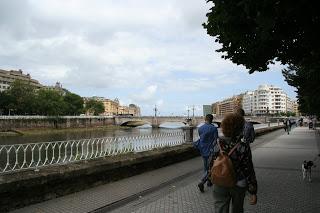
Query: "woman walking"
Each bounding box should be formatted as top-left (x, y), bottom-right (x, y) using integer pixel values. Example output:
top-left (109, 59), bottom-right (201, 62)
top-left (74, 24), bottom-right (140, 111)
top-left (212, 113), bottom-right (257, 213)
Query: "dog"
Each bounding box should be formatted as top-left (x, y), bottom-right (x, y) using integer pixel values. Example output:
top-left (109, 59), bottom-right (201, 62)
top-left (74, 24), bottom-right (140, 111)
top-left (302, 160), bottom-right (315, 182)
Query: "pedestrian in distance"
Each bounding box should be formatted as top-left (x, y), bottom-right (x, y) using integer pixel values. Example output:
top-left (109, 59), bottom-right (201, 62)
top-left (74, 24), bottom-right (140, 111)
top-left (283, 119), bottom-right (288, 132)
top-left (212, 113), bottom-right (258, 213)
top-left (234, 108), bottom-right (255, 144)
top-left (193, 114), bottom-right (218, 192)
top-left (286, 118), bottom-right (291, 135)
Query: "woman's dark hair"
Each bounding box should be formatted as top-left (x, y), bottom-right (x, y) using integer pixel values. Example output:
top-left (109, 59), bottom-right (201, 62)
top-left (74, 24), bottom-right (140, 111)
top-left (221, 113), bottom-right (245, 138)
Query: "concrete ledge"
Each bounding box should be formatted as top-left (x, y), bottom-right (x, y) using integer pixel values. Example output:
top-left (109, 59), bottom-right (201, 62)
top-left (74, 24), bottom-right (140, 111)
top-left (0, 125), bottom-right (283, 212)
top-left (0, 145), bottom-right (198, 212)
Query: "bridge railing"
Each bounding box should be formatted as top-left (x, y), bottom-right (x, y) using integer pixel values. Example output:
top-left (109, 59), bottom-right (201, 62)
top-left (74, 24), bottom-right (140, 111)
top-left (0, 131), bottom-right (186, 174)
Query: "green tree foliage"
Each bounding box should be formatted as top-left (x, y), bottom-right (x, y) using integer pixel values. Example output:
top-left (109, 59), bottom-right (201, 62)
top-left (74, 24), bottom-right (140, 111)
top-left (0, 91), bottom-right (13, 115)
top-left (85, 99), bottom-right (105, 116)
top-left (3, 80), bottom-right (37, 115)
top-left (203, 0), bottom-right (320, 115)
top-left (283, 64), bottom-right (320, 116)
top-left (35, 89), bottom-right (66, 116)
top-left (1, 80), bottom-right (85, 116)
top-left (63, 92), bottom-right (84, 115)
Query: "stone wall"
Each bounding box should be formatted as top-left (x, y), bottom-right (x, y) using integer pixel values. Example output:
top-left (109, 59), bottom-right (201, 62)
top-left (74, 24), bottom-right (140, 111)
top-left (0, 144), bottom-right (199, 212)
top-left (0, 117), bottom-right (115, 131)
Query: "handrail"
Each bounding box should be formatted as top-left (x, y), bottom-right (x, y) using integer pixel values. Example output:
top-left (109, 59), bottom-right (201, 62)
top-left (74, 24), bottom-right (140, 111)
top-left (0, 131), bottom-right (186, 174)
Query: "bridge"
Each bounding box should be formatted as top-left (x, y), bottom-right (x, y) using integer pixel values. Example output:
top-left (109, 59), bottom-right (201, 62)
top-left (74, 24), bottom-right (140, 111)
top-left (115, 116), bottom-right (265, 127)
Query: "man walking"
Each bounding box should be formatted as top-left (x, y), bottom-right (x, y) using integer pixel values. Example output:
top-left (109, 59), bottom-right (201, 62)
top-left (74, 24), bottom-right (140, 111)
top-left (194, 114), bottom-right (218, 192)
top-left (235, 108), bottom-right (255, 143)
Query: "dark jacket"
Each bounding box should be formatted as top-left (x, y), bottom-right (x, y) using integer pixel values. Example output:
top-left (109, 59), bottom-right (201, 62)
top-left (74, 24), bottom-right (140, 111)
top-left (213, 136), bottom-right (258, 195)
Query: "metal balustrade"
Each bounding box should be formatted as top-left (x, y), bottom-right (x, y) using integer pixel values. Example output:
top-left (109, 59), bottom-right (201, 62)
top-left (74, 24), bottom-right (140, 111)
top-left (0, 131), bottom-right (186, 174)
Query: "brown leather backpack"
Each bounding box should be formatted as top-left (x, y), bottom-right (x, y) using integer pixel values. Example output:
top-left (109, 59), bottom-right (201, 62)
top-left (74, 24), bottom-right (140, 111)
top-left (210, 140), bottom-right (240, 187)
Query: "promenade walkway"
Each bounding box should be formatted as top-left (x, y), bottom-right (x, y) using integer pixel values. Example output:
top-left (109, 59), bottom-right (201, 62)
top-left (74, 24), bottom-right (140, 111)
top-left (11, 127), bottom-right (320, 213)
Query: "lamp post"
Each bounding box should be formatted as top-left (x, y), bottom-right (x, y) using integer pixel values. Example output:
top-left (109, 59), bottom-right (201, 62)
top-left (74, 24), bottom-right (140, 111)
top-left (192, 105), bottom-right (195, 118)
top-left (153, 105), bottom-right (158, 117)
top-left (187, 107), bottom-right (190, 118)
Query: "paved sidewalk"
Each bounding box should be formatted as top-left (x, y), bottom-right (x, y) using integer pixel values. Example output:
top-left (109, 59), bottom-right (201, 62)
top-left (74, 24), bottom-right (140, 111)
top-left (11, 127), bottom-right (320, 213)
top-left (108, 127), bottom-right (320, 213)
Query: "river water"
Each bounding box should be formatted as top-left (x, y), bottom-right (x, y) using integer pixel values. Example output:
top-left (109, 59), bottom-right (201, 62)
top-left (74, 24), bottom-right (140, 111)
top-left (0, 122), bottom-right (273, 145)
top-left (0, 122), bottom-right (196, 145)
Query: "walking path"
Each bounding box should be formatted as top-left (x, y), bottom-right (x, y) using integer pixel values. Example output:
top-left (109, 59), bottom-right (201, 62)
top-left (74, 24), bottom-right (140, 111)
top-left (11, 127), bottom-right (320, 213)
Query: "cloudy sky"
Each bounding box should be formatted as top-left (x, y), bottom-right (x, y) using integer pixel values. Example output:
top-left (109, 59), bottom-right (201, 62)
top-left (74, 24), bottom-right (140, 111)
top-left (0, 0), bottom-right (296, 116)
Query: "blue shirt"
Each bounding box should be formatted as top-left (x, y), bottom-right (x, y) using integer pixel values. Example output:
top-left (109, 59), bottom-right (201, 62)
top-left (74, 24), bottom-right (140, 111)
top-left (196, 123), bottom-right (218, 157)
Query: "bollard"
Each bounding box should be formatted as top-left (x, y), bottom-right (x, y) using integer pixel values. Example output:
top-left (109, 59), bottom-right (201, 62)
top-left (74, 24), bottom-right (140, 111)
top-left (268, 121), bottom-right (270, 127)
top-left (184, 126), bottom-right (194, 143)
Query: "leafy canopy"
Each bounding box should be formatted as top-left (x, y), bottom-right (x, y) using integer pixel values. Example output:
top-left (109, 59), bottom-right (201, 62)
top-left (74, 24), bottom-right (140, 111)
top-left (0, 80), bottom-right (85, 116)
top-left (203, 0), bottom-right (320, 115)
top-left (85, 99), bottom-right (105, 116)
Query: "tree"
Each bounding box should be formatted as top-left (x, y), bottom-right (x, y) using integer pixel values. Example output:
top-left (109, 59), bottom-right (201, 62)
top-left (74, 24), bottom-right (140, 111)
top-left (5, 80), bottom-right (37, 115)
top-left (85, 99), bottom-right (105, 116)
top-left (63, 92), bottom-right (84, 115)
top-left (35, 89), bottom-right (66, 116)
top-left (283, 64), bottom-right (320, 116)
top-left (0, 91), bottom-right (13, 115)
top-left (203, 0), bottom-right (320, 115)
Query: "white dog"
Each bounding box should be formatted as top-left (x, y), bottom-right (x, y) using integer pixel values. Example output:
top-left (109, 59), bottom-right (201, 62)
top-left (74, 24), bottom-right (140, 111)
top-left (302, 161), bottom-right (315, 182)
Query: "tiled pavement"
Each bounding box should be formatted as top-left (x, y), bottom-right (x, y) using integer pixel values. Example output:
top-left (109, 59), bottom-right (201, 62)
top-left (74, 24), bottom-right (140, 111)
top-left (11, 127), bottom-right (320, 213)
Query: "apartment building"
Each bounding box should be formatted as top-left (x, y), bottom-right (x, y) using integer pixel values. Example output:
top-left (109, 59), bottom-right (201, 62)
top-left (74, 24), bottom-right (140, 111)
top-left (0, 69), bottom-right (43, 92)
top-left (212, 95), bottom-right (243, 116)
top-left (242, 85), bottom-right (297, 115)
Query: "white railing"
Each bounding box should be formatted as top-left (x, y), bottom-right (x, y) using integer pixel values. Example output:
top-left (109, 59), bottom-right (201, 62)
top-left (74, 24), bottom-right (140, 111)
top-left (0, 115), bottom-right (114, 119)
top-left (0, 132), bottom-right (186, 174)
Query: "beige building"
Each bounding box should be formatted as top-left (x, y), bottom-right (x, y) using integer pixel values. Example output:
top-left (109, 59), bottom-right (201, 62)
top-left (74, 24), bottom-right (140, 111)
top-left (118, 106), bottom-right (129, 115)
top-left (129, 104), bottom-right (141, 117)
top-left (85, 97), bottom-right (141, 116)
top-left (94, 97), bottom-right (119, 116)
top-left (212, 95), bottom-right (243, 116)
top-left (0, 69), bottom-right (43, 92)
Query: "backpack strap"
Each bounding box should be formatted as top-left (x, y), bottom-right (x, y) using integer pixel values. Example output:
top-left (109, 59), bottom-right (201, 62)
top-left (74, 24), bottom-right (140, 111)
top-left (217, 140), bottom-right (224, 155)
top-left (228, 142), bottom-right (240, 156)
top-left (217, 140), bottom-right (241, 156)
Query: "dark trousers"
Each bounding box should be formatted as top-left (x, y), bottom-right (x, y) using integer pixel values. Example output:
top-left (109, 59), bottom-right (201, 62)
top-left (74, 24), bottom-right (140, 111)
top-left (200, 156), bottom-right (212, 184)
top-left (213, 184), bottom-right (247, 213)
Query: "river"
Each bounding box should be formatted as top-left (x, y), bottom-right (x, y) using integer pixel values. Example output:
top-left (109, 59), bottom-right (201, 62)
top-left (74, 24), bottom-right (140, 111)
top-left (0, 122), bottom-right (274, 145)
top-left (0, 122), bottom-right (194, 145)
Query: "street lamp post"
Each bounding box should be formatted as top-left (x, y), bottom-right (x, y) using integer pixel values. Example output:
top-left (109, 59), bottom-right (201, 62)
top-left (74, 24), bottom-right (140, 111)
top-left (187, 107), bottom-right (190, 118)
top-left (192, 105), bottom-right (195, 118)
top-left (153, 105), bottom-right (158, 117)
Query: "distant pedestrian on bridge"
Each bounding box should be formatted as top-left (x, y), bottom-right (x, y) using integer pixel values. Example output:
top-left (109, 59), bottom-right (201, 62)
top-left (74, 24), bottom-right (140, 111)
top-left (235, 108), bottom-right (255, 144)
top-left (193, 114), bottom-right (218, 192)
